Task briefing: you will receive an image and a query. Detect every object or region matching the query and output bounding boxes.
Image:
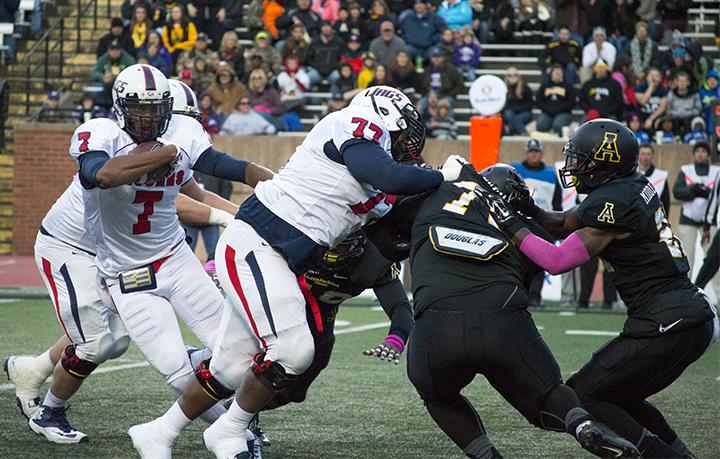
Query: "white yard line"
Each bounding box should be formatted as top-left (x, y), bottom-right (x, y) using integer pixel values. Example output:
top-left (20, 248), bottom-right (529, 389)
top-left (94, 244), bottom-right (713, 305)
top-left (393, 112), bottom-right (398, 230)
top-left (335, 321), bottom-right (391, 335)
top-left (565, 329), bottom-right (619, 337)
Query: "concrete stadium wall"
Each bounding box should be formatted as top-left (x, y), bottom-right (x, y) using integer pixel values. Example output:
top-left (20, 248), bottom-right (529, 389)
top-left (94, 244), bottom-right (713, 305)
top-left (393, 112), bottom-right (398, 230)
top-left (13, 123), bottom-right (696, 254)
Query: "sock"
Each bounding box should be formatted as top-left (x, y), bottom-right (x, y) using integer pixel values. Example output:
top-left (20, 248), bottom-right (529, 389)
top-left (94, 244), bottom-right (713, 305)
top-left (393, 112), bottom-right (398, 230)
top-left (565, 407), bottom-right (593, 439)
top-left (225, 400), bottom-right (256, 436)
top-left (43, 390), bottom-right (67, 408)
top-left (637, 428), bottom-right (684, 458)
top-left (463, 434), bottom-right (495, 459)
top-left (158, 402), bottom-right (192, 436)
top-left (670, 437), bottom-right (696, 457)
top-left (198, 401), bottom-right (227, 424)
top-left (33, 350), bottom-right (55, 380)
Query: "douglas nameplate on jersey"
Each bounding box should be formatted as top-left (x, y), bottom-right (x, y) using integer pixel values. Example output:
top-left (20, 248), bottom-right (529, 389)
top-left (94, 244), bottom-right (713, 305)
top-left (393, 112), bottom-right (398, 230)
top-left (429, 226), bottom-right (507, 260)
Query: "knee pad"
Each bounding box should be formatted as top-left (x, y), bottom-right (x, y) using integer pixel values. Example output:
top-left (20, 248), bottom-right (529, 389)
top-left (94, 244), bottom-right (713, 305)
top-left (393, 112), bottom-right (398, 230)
top-left (251, 353), bottom-right (297, 391)
top-left (61, 345), bottom-right (99, 379)
top-left (195, 358), bottom-right (235, 401)
top-left (74, 331), bottom-right (130, 364)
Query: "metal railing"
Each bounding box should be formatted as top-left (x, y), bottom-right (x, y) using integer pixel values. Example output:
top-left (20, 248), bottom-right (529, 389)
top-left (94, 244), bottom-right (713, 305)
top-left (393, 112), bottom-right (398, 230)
top-left (0, 81), bottom-right (8, 151)
top-left (23, 0), bottom-right (110, 115)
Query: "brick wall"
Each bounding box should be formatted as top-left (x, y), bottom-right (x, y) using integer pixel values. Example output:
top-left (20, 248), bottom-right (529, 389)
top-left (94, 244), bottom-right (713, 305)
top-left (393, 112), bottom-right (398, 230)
top-left (13, 123), bottom-right (77, 254)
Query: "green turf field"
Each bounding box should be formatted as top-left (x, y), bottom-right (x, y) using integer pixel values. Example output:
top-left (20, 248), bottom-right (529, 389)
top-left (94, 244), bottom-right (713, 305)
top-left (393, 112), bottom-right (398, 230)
top-left (1, 298), bottom-right (719, 458)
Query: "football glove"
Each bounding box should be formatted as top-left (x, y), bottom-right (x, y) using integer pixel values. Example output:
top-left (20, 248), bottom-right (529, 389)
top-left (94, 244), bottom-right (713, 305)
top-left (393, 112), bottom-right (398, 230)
top-left (479, 174), bottom-right (538, 217)
top-left (473, 186), bottom-right (526, 235)
top-left (440, 155), bottom-right (468, 181)
top-left (362, 334), bottom-right (405, 365)
top-left (204, 259), bottom-right (224, 294)
top-left (208, 207), bottom-right (234, 228)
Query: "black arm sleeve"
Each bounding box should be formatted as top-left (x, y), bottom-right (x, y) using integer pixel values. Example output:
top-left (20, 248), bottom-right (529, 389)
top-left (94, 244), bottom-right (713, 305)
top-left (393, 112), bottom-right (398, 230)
top-left (552, 182), bottom-right (563, 212)
top-left (373, 278), bottom-right (413, 342)
top-left (695, 230), bottom-right (720, 289)
top-left (192, 147), bottom-right (249, 183)
top-left (673, 171), bottom-right (694, 201)
top-left (660, 183), bottom-right (671, 218)
top-left (342, 140), bottom-right (443, 195)
top-left (77, 151), bottom-right (110, 189)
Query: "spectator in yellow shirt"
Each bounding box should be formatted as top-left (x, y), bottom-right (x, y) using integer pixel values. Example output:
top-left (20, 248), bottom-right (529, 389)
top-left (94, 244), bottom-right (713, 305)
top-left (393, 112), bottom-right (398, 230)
top-left (162, 5), bottom-right (197, 65)
top-left (357, 52), bottom-right (376, 89)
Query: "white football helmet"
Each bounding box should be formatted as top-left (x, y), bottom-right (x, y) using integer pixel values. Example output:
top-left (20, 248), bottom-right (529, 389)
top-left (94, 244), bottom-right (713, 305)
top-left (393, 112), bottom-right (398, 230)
top-left (168, 79), bottom-right (201, 121)
top-left (350, 85), bottom-right (426, 161)
top-left (112, 64), bottom-right (173, 142)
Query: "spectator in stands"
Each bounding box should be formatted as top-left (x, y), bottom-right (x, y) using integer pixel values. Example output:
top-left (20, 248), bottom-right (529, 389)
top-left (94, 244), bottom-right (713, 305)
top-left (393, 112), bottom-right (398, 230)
top-left (177, 32), bottom-right (219, 71)
top-left (276, 0), bottom-right (322, 39)
top-left (438, 0), bottom-right (472, 31)
top-left (657, 0), bottom-right (692, 45)
top-left (368, 64), bottom-right (393, 87)
top-left (419, 46), bottom-right (464, 108)
top-left (535, 64), bottom-right (575, 136)
top-left (388, 50), bottom-right (417, 90)
top-left (581, 27), bottom-right (616, 81)
top-left (636, 0), bottom-right (658, 39)
top-left (579, 60), bottom-right (623, 120)
top-left (364, 0), bottom-right (397, 41)
top-left (400, 0), bottom-right (445, 61)
top-left (453, 29), bottom-right (481, 82)
top-left (368, 20), bottom-right (406, 67)
top-left (191, 56), bottom-right (215, 92)
top-left (179, 68), bottom-right (195, 88)
top-left (282, 24), bottom-right (311, 65)
top-left (340, 34), bottom-right (363, 75)
top-left (209, 61), bottom-right (248, 116)
top-left (540, 24), bottom-right (580, 85)
top-left (243, 0), bottom-right (266, 37)
top-left (307, 20), bottom-right (345, 85)
top-left (700, 69), bottom-right (719, 130)
top-left (247, 68), bottom-right (287, 131)
top-left (611, 54), bottom-right (637, 113)
top-left (426, 99), bottom-right (457, 139)
top-left (665, 46), bottom-right (695, 86)
top-left (220, 96), bottom-right (277, 135)
top-left (653, 116), bottom-right (678, 143)
top-left (468, 0), bottom-right (492, 43)
top-left (492, 0), bottom-right (515, 43)
top-left (312, 0), bottom-right (340, 24)
top-left (73, 93), bottom-right (107, 124)
top-left (247, 31), bottom-right (282, 75)
top-left (683, 116), bottom-right (709, 145)
top-left (162, 5), bottom-right (198, 65)
top-left (198, 90), bottom-right (223, 131)
top-left (515, 0), bottom-right (554, 42)
top-left (96, 17), bottom-right (134, 58)
top-left (129, 3), bottom-right (153, 51)
top-left (277, 53), bottom-right (310, 111)
top-left (357, 52), bottom-right (377, 89)
top-left (635, 67), bottom-right (668, 130)
top-left (673, 141), bottom-right (718, 278)
top-left (263, 0), bottom-right (287, 39)
top-left (138, 41), bottom-right (173, 76)
top-left (607, 0), bottom-right (638, 52)
top-left (436, 28), bottom-right (456, 59)
top-left (501, 67), bottom-right (533, 135)
top-left (659, 29), bottom-right (685, 74)
top-left (91, 39), bottom-right (136, 107)
top-left (579, 0), bottom-right (611, 38)
top-left (624, 21), bottom-right (660, 76)
top-left (637, 143), bottom-right (670, 215)
top-left (626, 112), bottom-right (652, 144)
top-left (685, 42), bottom-right (712, 91)
top-left (37, 91), bottom-right (69, 123)
top-left (334, 3), bottom-right (364, 44)
top-left (329, 62), bottom-right (359, 111)
top-left (218, 30), bottom-right (245, 78)
top-left (186, 0), bottom-right (224, 46)
top-left (666, 71), bottom-right (703, 135)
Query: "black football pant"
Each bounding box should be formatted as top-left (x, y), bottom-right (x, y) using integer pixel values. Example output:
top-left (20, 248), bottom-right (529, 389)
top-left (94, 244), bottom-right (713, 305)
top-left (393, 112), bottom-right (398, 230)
top-left (265, 303), bottom-right (337, 409)
top-left (567, 320), bottom-right (714, 456)
top-left (695, 229), bottom-right (719, 289)
top-left (407, 284), bottom-right (589, 453)
top-left (579, 257), bottom-right (617, 307)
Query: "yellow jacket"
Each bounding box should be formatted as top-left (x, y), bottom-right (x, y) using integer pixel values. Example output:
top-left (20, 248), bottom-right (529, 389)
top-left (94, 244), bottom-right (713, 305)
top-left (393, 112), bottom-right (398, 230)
top-left (162, 21), bottom-right (197, 53)
top-left (357, 68), bottom-right (375, 89)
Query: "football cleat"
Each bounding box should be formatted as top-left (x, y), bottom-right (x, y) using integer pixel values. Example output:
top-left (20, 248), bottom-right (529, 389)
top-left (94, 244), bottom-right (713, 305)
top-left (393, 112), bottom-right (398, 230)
top-left (248, 413), bottom-right (271, 447)
top-left (29, 405), bottom-right (89, 444)
top-left (129, 419), bottom-right (176, 459)
top-left (204, 416), bottom-right (247, 459)
top-left (247, 430), bottom-right (262, 459)
top-left (4, 356), bottom-right (48, 420)
top-left (576, 421), bottom-right (641, 458)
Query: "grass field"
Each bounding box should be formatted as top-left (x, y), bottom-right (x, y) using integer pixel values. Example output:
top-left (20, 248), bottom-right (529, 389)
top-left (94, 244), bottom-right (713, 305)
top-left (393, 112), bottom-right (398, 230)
top-left (1, 298), bottom-right (719, 458)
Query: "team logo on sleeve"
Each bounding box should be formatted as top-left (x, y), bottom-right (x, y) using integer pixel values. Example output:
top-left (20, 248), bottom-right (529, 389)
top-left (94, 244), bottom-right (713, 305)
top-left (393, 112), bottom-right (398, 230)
top-left (593, 132), bottom-right (621, 163)
top-left (597, 202), bottom-right (616, 224)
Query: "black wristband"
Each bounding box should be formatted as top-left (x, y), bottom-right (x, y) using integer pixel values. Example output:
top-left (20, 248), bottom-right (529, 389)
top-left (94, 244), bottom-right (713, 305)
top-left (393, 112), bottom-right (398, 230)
top-left (504, 216), bottom-right (527, 235)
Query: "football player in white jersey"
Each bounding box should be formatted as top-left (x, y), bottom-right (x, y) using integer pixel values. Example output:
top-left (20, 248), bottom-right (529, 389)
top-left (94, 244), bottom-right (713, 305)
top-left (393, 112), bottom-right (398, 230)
top-left (3, 75), bottom-right (249, 443)
top-left (128, 85), bottom-right (465, 459)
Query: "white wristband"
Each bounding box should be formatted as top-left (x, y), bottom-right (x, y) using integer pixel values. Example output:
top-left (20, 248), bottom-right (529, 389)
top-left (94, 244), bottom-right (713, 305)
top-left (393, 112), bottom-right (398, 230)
top-left (208, 208), bottom-right (234, 227)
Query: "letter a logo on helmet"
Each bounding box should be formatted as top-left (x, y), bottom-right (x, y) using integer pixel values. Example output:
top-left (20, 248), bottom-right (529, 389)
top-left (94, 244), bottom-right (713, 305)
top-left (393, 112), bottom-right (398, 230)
top-left (593, 132), bottom-right (621, 163)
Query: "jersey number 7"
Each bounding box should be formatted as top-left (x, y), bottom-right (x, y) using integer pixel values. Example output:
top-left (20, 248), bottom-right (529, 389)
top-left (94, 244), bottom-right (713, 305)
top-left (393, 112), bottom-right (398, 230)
top-left (351, 117), bottom-right (383, 143)
top-left (133, 191), bottom-right (164, 235)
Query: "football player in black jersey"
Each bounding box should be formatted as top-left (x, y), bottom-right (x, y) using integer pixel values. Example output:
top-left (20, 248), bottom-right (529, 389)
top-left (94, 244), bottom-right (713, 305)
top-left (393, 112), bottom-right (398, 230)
top-left (251, 231), bottom-right (414, 443)
top-left (475, 118), bottom-right (718, 458)
top-left (367, 162), bottom-right (640, 459)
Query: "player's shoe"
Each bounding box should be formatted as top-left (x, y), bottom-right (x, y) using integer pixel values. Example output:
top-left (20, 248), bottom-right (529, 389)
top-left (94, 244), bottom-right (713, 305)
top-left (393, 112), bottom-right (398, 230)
top-left (248, 413), bottom-right (271, 447)
top-left (576, 421), bottom-right (641, 458)
top-left (247, 430), bottom-right (262, 459)
top-left (29, 404), bottom-right (89, 444)
top-left (128, 419), bottom-right (176, 459)
top-left (4, 356), bottom-right (47, 420)
top-left (204, 416), bottom-right (247, 459)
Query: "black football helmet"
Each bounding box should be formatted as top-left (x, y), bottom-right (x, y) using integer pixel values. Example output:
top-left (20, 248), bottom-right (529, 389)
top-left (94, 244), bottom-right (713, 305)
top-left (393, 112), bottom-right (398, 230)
top-left (479, 163), bottom-right (531, 209)
top-left (321, 231), bottom-right (367, 271)
top-left (560, 118), bottom-right (638, 194)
